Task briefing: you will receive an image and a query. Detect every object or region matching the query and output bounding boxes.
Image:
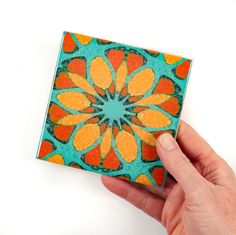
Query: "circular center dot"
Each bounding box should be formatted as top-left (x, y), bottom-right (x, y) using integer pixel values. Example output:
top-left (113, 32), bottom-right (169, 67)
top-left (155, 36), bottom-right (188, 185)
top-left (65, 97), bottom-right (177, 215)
top-left (103, 99), bottom-right (125, 121)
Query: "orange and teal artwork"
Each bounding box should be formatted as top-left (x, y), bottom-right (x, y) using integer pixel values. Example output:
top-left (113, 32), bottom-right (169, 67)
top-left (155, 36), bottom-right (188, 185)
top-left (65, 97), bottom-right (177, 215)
top-left (37, 31), bottom-right (192, 187)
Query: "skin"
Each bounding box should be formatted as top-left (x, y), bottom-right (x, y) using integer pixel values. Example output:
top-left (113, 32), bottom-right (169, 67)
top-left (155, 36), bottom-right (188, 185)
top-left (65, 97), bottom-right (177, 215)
top-left (101, 121), bottom-right (236, 235)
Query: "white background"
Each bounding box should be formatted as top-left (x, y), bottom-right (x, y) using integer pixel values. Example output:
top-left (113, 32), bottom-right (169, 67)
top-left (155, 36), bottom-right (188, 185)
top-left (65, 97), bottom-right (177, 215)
top-left (0, 0), bottom-right (236, 234)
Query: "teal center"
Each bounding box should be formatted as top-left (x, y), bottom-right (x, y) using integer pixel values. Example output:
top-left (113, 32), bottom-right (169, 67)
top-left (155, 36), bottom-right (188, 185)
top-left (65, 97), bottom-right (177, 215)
top-left (103, 99), bottom-right (126, 121)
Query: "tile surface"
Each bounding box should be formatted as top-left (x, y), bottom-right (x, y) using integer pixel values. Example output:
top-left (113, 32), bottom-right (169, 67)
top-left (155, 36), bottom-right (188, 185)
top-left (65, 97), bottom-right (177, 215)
top-left (37, 31), bottom-right (191, 187)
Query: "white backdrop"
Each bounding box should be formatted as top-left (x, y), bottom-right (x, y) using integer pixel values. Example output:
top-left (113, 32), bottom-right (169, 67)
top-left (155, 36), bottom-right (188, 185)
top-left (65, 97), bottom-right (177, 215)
top-left (0, 0), bottom-right (236, 234)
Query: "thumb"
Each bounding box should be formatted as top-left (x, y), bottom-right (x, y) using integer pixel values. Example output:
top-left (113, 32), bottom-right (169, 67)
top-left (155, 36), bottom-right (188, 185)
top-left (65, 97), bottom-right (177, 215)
top-left (156, 133), bottom-right (209, 196)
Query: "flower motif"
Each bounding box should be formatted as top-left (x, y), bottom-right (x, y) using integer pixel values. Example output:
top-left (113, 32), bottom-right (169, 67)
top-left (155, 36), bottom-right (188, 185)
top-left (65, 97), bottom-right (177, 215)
top-left (38, 32), bottom-right (191, 187)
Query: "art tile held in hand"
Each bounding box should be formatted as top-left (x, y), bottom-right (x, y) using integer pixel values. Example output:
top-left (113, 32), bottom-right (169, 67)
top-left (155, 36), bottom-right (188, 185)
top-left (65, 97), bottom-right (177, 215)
top-left (37, 31), bottom-right (192, 187)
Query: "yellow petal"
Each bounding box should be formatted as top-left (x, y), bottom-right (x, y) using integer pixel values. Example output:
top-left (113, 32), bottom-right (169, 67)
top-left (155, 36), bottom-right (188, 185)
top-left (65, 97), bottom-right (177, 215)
top-left (74, 33), bottom-right (93, 45)
top-left (90, 57), bottom-right (112, 89)
top-left (115, 130), bottom-right (137, 162)
top-left (57, 91), bottom-right (90, 110)
top-left (115, 60), bottom-right (127, 93)
top-left (135, 94), bottom-right (171, 106)
top-left (57, 114), bottom-right (93, 125)
top-left (100, 127), bottom-right (112, 159)
top-left (47, 154), bottom-right (64, 165)
top-left (73, 124), bottom-right (100, 151)
top-left (68, 72), bottom-right (97, 95)
top-left (128, 68), bottom-right (155, 96)
top-left (135, 174), bottom-right (153, 186)
top-left (130, 124), bottom-right (156, 146)
top-left (164, 54), bottom-right (182, 64)
top-left (137, 109), bottom-right (171, 128)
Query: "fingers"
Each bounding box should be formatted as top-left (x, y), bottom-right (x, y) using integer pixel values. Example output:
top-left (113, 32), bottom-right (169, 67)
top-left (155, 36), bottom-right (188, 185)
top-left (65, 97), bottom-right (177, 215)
top-left (156, 133), bottom-right (209, 197)
top-left (101, 175), bottom-right (165, 221)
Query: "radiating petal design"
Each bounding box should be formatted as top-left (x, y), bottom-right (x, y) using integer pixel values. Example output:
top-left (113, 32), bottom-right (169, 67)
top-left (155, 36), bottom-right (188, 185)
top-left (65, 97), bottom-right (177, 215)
top-left (149, 167), bottom-right (165, 187)
top-left (128, 68), bottom-right (155, 96)
top-left (73, 124), bottom-right (100, 151)
top-left (135, 94), bottom-right (171, 106)
top-left (100, 127), bottom-right (112, 159)
top-left (47, 154), bottom-right (64, 165)
top-left (63, 32), bottom-right (77, 53)
top-left (115, 130), bottom-right (138, 162)
top-left (115, 60), bottom-right (128, 93)
top-left (137, 109), bottom-right (171, 128)
top-left (57, 114), bottom-right (93, 125)
top-left (48, 103), bottom-right (69, 123)
top-left (135, 174), bottom-right (153, 186)
top-left (38, 140), bottom-right (56, 159)
top-left (130, 124), bottom-right (156, 146)
top-left (164, 54), bottom-right (182, 64)
top-left (90, 57), bottom-right (112, 89)
top-left (57, 91), bottom-right (90, 111)
top-left (68, 72), bottom-right (97, 95)
top-left (74, 33), bottom-right (93, 45)
top-left (173, 60), bottom-right (191, 79)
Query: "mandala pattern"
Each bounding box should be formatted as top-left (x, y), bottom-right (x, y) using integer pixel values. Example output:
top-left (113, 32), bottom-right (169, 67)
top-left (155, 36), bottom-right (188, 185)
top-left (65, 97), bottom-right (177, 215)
top-left (37, 32), bottom-right (192, 187)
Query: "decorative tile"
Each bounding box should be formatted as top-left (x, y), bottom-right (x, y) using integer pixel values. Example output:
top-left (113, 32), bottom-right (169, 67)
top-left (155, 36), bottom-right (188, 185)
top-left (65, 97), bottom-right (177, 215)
top-left (37, 32), bottom-right (192, 187)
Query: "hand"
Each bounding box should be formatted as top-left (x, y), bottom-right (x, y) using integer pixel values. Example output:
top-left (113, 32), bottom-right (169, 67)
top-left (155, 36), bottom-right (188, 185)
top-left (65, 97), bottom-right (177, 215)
top-left (101, 121), bottom-right (236, 235)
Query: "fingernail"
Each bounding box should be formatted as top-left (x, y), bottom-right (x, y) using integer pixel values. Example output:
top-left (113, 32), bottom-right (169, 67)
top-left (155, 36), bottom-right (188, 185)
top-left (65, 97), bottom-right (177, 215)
top-left (158, 134), bottom-right (176, 151)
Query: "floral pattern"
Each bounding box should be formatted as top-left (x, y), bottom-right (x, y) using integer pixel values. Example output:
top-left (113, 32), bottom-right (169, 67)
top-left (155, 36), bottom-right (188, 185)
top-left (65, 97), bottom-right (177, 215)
top-left (37, 32), bottom-right (191, 187)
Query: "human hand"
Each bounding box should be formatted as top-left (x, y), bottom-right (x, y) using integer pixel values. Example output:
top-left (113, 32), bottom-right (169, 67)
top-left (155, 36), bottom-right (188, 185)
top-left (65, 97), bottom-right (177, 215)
top-left (101, 121), bottom-right (236, 235)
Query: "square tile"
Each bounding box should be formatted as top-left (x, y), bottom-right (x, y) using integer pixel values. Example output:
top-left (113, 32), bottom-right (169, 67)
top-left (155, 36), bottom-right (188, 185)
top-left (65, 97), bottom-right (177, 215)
top-left (37, 32), bottom-right (192, 187)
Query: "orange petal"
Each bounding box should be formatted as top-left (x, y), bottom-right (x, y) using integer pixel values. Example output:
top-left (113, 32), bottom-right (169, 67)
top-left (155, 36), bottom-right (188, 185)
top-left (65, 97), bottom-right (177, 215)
top-left (130, 124), bottom-right (156, 146)
top-left (150, 167), bottom-right (165, 187)
top-left (55, 71), bottom-right (75, 89)
top-left (115, 130), bottom-right (138, 162)
top-left (53, 125), bottom-right (75, 142)
top-left (38, 140), bottom-right (55, 159)
top-left (74, 33), bottom-right (93, 45)
top-left (57, 114), bottom-right (93, 125)
top-left (63, 32), bottom-right (77, 53)
top-left (100, 127), bottom-right (112, 159)
top-left (153, 77), bottom-right (176, 95)
top-left (115, 60), bottom-right (127, 93)
top-left (127, 53), bottom-right (144, 74)
top-left (107, 49), bottom-right (125, 72)
top-left (128, 95), bottom-right (142, 103)
top-left (47, 154), bottom-right (64, 165)
top-left (68, 72), bottom-right (96, 95)
top-left (135, 94), bottom-right (171, 106)
top-left (135, 174), bottom-right (153, 186)
top-left (57, 91), bottom-right (90, 111)
top-left (128, 68), bottom-right (155, 96)
top-left (84, 144), bottom-right (101, 166)
top-left (73, 124), bottom-right (100, 151)
top-left (137, 109), bottom-right (171, 128)
top-left (103, 148), bottom-right (121, 170)
top-left (48, 103), bottom-right (69, 123)
top-left (90, 57), bottom-right (112, 89)
top-left (159, 97), bottom-right (180, 116)
top-left (66, 58), bottom-right (86, 77)
top-left (141, 142), bottom-right (158, 162)
top-left (174, 60), bottom-right (191, 79)
top-left (164, 54), bottom-right (182, 64)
